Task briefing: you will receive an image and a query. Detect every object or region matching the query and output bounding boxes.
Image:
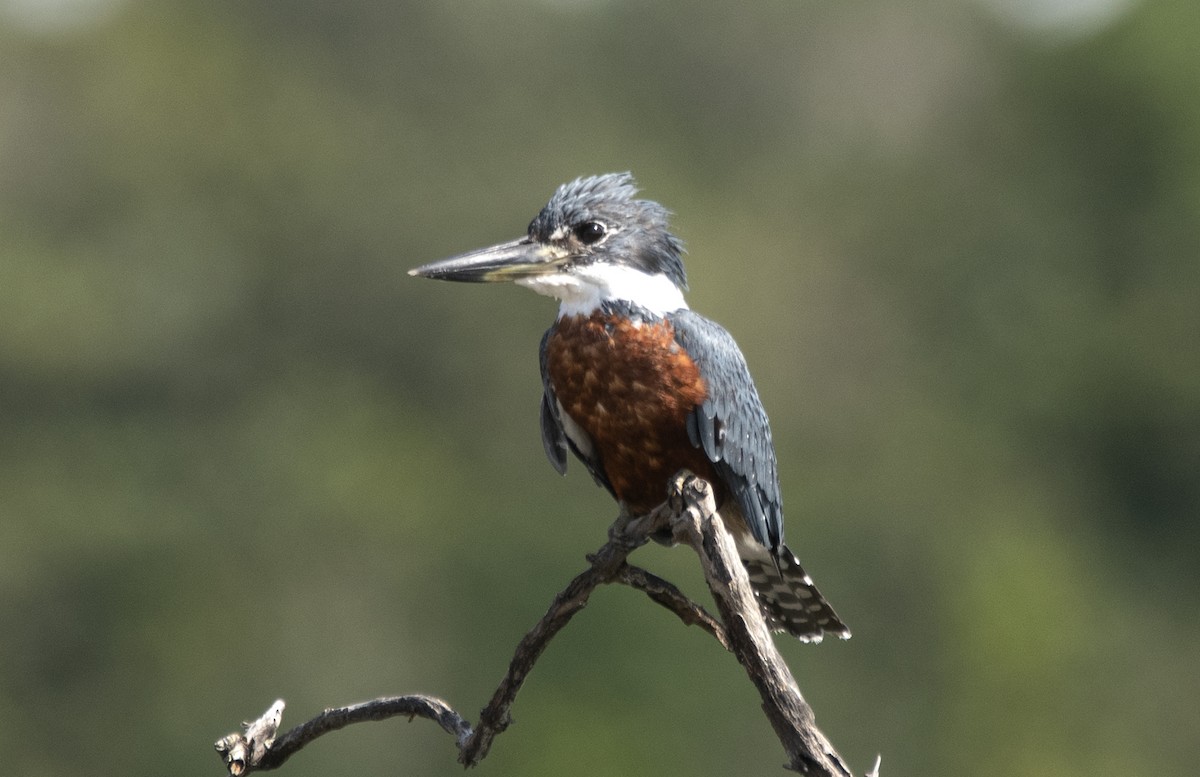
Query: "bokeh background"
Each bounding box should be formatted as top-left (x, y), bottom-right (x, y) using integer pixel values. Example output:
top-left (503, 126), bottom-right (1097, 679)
top-left (2, 0), bottom-right (1197, 775)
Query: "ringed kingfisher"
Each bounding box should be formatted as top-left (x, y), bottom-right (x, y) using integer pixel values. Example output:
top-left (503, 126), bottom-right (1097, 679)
top-left (410, 173), bottom-right (849, 642)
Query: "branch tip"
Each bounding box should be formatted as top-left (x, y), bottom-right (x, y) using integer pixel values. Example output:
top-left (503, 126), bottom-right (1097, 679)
top-left (215, 699), bottom-right (285, 776)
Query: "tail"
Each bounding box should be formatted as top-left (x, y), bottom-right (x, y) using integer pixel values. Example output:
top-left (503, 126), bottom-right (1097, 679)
top-left (741, 543), bottom-right (850, 643)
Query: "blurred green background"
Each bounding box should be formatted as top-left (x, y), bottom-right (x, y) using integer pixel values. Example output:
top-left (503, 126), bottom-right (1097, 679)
top-left (1, 0), bottom-right (1197, 775)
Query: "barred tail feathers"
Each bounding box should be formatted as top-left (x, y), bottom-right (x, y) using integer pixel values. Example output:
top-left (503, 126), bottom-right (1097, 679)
top-left (740, 542), bottom-right (850, 643)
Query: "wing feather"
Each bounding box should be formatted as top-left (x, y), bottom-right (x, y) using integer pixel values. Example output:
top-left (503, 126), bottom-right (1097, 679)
top-left (538, 330), bottom-right (569, 474)
top-left (669, 310), bottom-right (784, 551)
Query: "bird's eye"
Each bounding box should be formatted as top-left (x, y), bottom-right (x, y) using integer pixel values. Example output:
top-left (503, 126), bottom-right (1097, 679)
top-left (574, 221), bottom-right (607, 245)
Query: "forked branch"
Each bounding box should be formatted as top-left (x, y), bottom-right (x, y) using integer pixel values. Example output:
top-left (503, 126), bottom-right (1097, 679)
top-left (214, 473), bottom-right (873, 775)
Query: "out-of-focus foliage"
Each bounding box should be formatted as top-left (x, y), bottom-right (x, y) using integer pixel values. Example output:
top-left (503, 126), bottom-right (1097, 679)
top-left (1, 0), bottom-right (1196, 775)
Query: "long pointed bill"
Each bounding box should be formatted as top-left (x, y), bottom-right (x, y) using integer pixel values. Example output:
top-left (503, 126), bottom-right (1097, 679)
top-left (408, 237), bottom-right (565, 283)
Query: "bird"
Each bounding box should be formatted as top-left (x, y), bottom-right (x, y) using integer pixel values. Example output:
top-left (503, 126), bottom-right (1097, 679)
top-left (409, 173), bottom-right (849, 642)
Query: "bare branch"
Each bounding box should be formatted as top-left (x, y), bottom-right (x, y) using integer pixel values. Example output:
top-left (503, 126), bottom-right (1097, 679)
top-left (458, 509), bottom-right (657, 764)
top-left (616, 562), bottom-right (730, 650)
top-left (665, 473), bottom-right (854, 776)
top-left (214, 474), bottom-right (873, 775)
top-left (215, 696), bottom-right (470, 775)
top-left (215, 512), bottom-right (653, 774)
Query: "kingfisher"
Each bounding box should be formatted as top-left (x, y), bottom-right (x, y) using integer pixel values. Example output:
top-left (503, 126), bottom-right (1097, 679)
top-left (410, 173), bottom-right (849, 642)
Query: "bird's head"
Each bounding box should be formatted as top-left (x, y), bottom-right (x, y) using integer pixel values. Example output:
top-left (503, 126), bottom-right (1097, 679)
top-left (409, 173), bottom-right (689, 317)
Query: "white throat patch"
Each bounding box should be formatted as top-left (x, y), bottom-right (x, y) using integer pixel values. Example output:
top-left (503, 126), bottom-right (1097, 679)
top-left (515, 262), bottom-right (689, 318)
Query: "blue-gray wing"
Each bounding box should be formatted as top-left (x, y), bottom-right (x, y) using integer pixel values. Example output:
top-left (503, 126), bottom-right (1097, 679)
top-left (669, 309), bottom-right (784, 552)
top-left (538, 328), bottom-right (616, 496)
top-left (539, 330), bottom-right (569, 475)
